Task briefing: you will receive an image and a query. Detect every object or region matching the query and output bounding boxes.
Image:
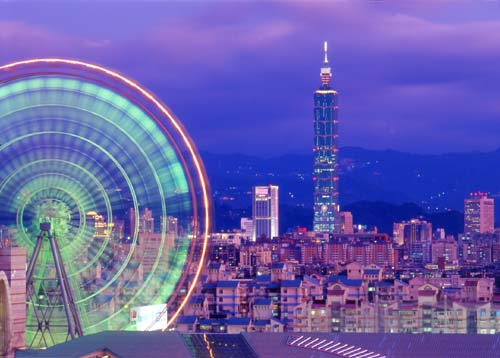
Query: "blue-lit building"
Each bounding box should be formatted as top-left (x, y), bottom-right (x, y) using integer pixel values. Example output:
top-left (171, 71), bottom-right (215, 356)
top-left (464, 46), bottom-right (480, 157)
top-left (313, 41), bottom-right (339, 233)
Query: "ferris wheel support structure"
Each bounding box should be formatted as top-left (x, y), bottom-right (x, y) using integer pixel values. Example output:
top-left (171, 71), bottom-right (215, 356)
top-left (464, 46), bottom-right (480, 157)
top-left (26, 222), bottom-right (83, 346)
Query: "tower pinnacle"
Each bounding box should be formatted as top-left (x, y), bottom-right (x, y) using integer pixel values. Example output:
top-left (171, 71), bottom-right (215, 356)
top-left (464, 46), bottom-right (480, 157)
top-left (320, 41), bottom-right (332, 87)
top-left (324, 41), bottom-right (328, 64)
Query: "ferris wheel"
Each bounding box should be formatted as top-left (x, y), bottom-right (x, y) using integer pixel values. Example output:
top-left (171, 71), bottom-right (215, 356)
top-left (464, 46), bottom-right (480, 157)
top-left (0, 59), bottom-right (211, 347)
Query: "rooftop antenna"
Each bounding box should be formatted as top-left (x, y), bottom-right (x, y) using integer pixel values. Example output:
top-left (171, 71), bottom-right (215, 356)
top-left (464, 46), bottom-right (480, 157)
top-left (324, 41), bottom-right (329, 64)
top-left (320, 41), bottom-right (332, 86)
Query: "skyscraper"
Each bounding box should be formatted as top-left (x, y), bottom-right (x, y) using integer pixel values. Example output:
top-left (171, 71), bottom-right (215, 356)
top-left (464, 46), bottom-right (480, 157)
top-left (464, 192), bottom-right (494, 235)
top-left (313, 41), bottom-right (339, 233)
top-left (252, 185), bottom-right (279, 240)
top-left (395, 219), bottom-right (433, 265)
top-left (240, 218), bottom-right (254, 239)
top-left (339, 211), bottom-right (353, 234)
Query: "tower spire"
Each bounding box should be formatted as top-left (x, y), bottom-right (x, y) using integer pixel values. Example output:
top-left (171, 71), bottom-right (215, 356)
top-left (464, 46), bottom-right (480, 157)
top-left (324, 41), bottom-right (329, 64)
top-left (320, 41), bottom-right (332, 87)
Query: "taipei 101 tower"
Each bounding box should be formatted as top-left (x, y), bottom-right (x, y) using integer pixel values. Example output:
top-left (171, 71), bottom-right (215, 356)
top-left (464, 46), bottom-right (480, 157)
top-left (313, 41), bottom-right (339, 233)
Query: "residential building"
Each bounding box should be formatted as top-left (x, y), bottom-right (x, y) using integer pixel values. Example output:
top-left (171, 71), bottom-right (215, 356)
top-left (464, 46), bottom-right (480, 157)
top-left (0, 247), bottom-right (26, 352)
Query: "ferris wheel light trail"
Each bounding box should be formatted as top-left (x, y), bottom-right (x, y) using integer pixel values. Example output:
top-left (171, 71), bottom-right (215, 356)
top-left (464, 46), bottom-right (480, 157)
top-left (0, 58), bottom-right (211, 341)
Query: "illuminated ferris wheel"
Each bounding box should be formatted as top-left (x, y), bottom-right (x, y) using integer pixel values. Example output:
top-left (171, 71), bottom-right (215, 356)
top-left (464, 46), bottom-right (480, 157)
top-left (0, 59), bottom-right (211, 347)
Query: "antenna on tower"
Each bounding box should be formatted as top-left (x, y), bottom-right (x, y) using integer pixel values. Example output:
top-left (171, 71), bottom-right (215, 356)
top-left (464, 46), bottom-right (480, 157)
top-left (320, 41), bottom-right (332, 86)
top-left (324, 41), bottom-right (328, 64)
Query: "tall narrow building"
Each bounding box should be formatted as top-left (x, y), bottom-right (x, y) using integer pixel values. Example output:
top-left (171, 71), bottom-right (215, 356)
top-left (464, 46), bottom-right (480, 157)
top-left (252, 185), bottom-right (279, 240)
top-left (464, 192), bottom-right (494, 235)
top-left (313, 41), bottom-right (339, 233)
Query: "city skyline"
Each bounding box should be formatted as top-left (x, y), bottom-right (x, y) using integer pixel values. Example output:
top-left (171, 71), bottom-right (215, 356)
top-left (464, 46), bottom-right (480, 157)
top-left (1, 2), bottom-right (500, 155)
top-left (2, 2), bottom-right (500, 356)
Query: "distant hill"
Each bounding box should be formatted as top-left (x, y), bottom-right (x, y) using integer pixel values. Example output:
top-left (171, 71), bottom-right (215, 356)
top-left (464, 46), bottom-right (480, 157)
top-left (202, 147), bottom-right (500, 218)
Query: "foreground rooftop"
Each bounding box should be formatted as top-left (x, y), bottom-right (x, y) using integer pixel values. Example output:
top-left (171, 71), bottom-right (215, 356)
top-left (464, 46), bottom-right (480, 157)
top-left (16, 331), bottom-right (500, 358)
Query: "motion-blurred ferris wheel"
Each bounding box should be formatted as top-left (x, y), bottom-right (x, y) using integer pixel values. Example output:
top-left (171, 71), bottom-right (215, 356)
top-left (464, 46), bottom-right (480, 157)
top-left (0, 59), bottom-right (211, 347)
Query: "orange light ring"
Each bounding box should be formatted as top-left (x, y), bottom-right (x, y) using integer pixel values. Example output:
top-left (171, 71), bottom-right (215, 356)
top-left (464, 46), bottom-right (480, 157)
top-left (0, 58), bottom-right (211, 330)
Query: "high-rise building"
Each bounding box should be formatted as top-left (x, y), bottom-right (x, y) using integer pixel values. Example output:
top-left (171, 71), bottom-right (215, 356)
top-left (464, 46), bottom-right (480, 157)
top-left (240, 218), bottom-right (254, 239)
top-left (464, 192), bottom-right (494, 235)
top-left (338, 211), bottom-right (353, 234)
top-left (395, 219), bottom-right (433, 265)
top-left (164, 216), bottom-right (178, 236)
top-left (139, 208), bottom-right (155, 233)
top-left (313, 41), bottom-right (339, 233)
top-left (393, 222), bottom-right (406, 246)
top-left (252, 185), bottom-right (279, 240)
top-left (431, 236), bottom-right (457, 266)
top-left (126, 207), bottom-right (136, 238)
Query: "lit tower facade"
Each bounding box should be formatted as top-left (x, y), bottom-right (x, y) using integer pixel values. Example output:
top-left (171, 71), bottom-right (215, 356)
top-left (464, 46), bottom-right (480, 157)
top-left (464, 192), bottom-right (494, 235)
top-left (313, 41), bottom-right (339, 233)
top-left (252, 185), bottom-right (279, 240)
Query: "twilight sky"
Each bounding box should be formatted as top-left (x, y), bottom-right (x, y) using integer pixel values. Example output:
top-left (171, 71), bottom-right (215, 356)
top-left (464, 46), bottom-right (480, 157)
top-left (1, 1), bottom-right (500, 156)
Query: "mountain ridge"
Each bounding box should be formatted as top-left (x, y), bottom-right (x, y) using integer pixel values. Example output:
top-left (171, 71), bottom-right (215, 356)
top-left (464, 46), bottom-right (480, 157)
top-left (202, 146), bottom-right (500, 232)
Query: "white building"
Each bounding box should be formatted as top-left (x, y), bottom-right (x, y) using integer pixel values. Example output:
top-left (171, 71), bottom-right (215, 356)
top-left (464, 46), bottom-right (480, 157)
top-left (252, 186), bottom-right (279, 240)
top-left (240, 218), bottom-right (254, 240)
top-left (464, 192), bottom-right (494, 235)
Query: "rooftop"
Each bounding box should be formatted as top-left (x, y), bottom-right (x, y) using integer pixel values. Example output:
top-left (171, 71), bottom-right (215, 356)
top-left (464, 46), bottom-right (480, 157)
top-left (253, 319), bottom-right (271, 327)
top-left (329, 275), bottom-right (363, 287)
top-left (217, 280), bottom-right (240, 288)
top-left (15, 332), bottom-right (500, 358)
top-left (227, 317), bottom-right (251, 326)
top-left (254, 298), bottom-right (272, 306)
top-left (255, 274), bottom-right (271, 283)
top-left (177, 315), bottom-right (197, 325)
top-left (281, 279), bottom-right (302, 288)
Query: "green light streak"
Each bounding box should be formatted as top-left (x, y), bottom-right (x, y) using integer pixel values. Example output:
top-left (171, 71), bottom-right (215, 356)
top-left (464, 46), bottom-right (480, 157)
top-left (0, 159), bottom-right (114, 275)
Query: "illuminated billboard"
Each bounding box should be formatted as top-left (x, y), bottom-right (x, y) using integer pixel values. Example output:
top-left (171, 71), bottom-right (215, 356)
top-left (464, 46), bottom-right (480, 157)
top-left (131, 304), bottom-right (168, 331)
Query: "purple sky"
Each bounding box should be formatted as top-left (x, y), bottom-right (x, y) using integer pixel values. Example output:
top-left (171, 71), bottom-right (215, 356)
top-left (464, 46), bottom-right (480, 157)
top-left (1, 1), bottom-right (500, 156)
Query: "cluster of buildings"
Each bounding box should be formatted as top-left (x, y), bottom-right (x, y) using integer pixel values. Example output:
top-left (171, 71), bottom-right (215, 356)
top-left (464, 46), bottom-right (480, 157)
top-left (172, 44), bottom-right (500, 336)
top-left (213, 191), bottom-right (497, 270)
top-left (175, 258), bottom-right (500, 335)
top-left (175, 190), bottom-right (499, 335)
